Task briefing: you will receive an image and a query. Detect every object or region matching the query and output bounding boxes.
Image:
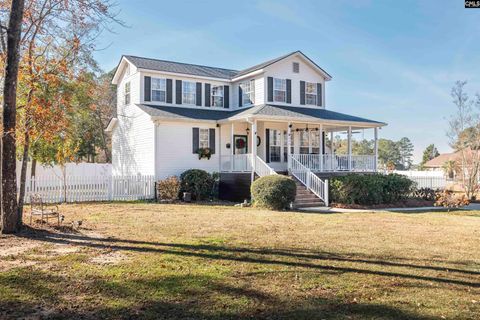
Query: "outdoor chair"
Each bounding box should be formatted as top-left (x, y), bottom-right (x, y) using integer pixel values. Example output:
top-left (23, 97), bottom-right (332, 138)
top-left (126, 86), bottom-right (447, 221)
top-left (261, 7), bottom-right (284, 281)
top-left (30, 194), bottom-right (60, 226)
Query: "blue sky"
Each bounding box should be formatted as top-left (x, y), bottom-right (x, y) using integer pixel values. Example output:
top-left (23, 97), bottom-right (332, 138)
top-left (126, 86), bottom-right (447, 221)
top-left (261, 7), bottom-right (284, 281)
top-left (93, 0), bottom-right (480, 162)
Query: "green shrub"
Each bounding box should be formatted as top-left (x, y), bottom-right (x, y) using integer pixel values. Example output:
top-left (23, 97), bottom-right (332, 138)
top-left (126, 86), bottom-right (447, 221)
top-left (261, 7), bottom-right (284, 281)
top-left (157, 176), bottom-right (181, 201)
top-left (329, 173), bottom-right (415, 205)
top-left (180, 169), bottom-right (214, 201)
top-left (251, 175), bottom-right (296, 210)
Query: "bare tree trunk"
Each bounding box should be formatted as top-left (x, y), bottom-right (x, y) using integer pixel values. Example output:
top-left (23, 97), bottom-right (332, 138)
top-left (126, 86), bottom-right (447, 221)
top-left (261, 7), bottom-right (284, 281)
top-left (1, 0), bottom-right (25, 234)
top-left (17, 129), bottom-right (29, 229)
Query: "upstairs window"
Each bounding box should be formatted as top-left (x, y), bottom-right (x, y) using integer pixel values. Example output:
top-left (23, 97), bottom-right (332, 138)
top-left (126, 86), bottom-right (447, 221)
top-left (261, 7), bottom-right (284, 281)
top-left (124, 81), bottom-right (131, 105)
top-left (211, 85), bottom-right (224, 107)
top-left (182, 81), bottom-right (196, 105)
top-left (152, 78), bottom-right (166, 102)
top-left (306, 82), bottom-right (317, 105)
top-left (273, 78), bottom-right (286, 103)
top-left (199, 128), bottom-right (210, 148)
top-left (240, 80), bottom-right (255, 106)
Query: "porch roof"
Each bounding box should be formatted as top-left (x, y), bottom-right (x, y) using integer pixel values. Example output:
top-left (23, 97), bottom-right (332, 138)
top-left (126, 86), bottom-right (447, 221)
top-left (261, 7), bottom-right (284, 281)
top-left (137, 103), bottom-right (386, 127)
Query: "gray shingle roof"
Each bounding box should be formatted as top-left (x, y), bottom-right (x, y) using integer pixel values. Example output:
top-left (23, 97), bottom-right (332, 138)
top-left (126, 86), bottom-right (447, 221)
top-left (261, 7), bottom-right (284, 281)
top-left (124, 56), bottom-right (238, 79)
top-left (124, 51), bottom-right (332, 80)
top-left (137, 104), bottom-right (385, 125)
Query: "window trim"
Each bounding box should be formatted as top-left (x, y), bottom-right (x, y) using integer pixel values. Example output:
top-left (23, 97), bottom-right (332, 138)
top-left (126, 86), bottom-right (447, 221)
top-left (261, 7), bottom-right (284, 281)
top-left (151, 77), bottom-right (166, 103)
top-left (305, 82), bottom-right (317, 106)
top-left (211, 85), bottom-right (224, 108)
top-left (182, 81), bottom-right (196, 105)
top-left (273, 78), bottom-right (287, 103)
top-left (199, 128), bottom-right (210, 149)
top-left (124, 81), bottom-right (131, 105)
top-left (240, 80), bottom-right (255, 107)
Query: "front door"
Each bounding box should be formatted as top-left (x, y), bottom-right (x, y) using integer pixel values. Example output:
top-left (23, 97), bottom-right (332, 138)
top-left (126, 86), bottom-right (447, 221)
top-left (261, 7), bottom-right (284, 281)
top-left (234, 135), bottom-right (248, 154)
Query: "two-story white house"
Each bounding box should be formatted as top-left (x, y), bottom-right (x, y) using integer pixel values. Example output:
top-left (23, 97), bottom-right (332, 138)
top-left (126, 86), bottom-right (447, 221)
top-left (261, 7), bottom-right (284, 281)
top-left (107, 51), bottom-right (386, 206)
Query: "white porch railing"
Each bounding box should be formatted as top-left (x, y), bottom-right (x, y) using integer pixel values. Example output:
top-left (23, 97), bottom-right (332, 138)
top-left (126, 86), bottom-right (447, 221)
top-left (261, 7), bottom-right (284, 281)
top-left (220, 154), bottom-right (253, 172)
top-left (254, 155), bottom-right (277, 177)
top-left (290, 155), bottom-right (329, 206)
top-left (291, 154), bottom-right (376, 172)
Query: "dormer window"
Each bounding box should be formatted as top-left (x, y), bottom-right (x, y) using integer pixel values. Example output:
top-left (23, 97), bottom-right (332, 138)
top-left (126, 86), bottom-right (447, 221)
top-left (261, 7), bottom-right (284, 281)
top-left (305, 82), bottom-right (317, 105)
top-left (293, 62), bottom-right (300, 73)
top-left (152, 78), bottom-right (166, 102)
top-left (211, 85), bottom-right (224, 107)
top-left (182, 81), bottom-right (196, 105)
top-left (273, 78), bottom-right (286, 103)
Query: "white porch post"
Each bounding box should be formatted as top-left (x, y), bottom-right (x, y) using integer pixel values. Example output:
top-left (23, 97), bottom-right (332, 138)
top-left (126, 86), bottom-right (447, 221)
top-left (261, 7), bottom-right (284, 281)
top-left (330, 131), bottom-right (334, 171)
top-left (319, 124), bottom-right (323, 172)
top-left (251, 120), bottom-right (257, 183)
top-left (287, 122), bottom-right (292, 171)
top-left (374, 127), bottom-right (379, 171)
top-left (230, 122), bottom-right (234, 172)
top-left (347, 126), bottom-right (352, 171)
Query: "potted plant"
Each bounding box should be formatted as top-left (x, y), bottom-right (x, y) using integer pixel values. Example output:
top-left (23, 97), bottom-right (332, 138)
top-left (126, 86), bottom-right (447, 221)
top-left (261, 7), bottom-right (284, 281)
top-left (197, 147), bottom-right (212, 160)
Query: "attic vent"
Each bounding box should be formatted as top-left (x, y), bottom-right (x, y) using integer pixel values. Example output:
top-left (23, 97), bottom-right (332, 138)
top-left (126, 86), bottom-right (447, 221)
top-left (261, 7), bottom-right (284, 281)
top-left (293, 62), bottom-right (300, 73)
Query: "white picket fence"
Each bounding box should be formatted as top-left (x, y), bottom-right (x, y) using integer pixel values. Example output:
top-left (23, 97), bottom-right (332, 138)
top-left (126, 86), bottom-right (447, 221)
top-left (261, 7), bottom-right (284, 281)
top-left (21, 175), bottom-right (156, 203)
top-left (393, 171), bottom-right (448, 189)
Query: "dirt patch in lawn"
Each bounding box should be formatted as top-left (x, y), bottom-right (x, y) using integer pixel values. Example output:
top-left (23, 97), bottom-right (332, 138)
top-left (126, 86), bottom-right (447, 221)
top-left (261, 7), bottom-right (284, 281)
top-left (331, 198), bottom-right (435, 209)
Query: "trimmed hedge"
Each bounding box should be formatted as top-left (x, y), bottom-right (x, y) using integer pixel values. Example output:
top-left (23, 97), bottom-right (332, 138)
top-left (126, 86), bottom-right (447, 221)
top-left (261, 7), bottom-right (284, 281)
top-left (180, 169), bottom-right (214, 201)
top-left (329, 173), bottom-right (415, 205)
top-left (251, 175), bottom-right (296, 210)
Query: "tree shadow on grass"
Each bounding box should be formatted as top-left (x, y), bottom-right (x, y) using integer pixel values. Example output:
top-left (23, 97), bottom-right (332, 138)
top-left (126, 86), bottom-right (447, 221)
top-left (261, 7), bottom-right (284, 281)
top-left (0, 268), bottom-right (439, 320)
top-left (16, 227), bottom-right (480, 289)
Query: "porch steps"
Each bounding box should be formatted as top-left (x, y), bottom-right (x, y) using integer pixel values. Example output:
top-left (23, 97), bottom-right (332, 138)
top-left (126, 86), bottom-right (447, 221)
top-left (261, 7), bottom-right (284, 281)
top-left (292, 179), bottom-right (325, 208)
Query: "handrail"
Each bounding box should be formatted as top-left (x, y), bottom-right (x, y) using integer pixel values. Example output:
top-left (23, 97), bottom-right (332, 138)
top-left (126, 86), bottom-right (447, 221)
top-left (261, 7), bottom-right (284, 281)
top-left (254, 155), bottom-right (277, 177)
top-left (290, 155), bottom-right (329, 206)
top-left (291, 154), bottom-right (376, 172)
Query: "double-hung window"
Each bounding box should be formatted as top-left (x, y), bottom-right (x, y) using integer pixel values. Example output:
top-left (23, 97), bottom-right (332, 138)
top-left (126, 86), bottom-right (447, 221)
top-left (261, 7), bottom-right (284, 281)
top-left (182, 81), bottom-right (196, 105)
top-left (199, 128), bottom-right (209, 149)
top-left (283, 131), bottom-right (294, 162)
top-left (211, 85), bottom-right (224, 107)
top-left (273, 78), bottom-right (286, 103)
top-left (240, 80), bottom-right (254, 106)
top-left (305, 82), bottom-right (317, 105)
top-left (310, 130), bottom-right (320, 154)
top-left (124, 81), bottom-right (131, 105)
top-left (269, 130), bottom-right (282, 162)
top-left (152, 78), bottom-right (166, 102)
top-left (300, 130), bottom-right (310, 154)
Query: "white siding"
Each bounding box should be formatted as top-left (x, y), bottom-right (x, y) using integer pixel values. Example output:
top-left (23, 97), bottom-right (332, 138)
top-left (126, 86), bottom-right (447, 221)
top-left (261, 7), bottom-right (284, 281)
top-left (263, 54), bottom-right (326, 107)
top-left (155, 121), bottom-right (220, 179)
top-left (112, 63), bottom-right (155, 176)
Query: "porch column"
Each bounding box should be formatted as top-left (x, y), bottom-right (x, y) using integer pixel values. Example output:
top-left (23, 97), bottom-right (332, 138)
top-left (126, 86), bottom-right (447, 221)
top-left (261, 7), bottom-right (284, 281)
top-left (251, 120), bottom-right (257, 183)
top-left (348, 126), bottom-right (352, 171)
top-left (230, 122), bottom-right (234, 172)
top-left (330, 131), bottom-right (334, 171)
top-left (374, 127), bottom-right (378, 171)
top-left (287, 122), bottom-right (292, 171)
top-left (319, 124), bottom-right (323, 172)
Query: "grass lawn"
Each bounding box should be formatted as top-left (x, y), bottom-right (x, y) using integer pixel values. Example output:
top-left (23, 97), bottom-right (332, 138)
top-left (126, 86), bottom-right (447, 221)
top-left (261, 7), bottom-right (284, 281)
top-left (1, 203), bottom-right (479, 319)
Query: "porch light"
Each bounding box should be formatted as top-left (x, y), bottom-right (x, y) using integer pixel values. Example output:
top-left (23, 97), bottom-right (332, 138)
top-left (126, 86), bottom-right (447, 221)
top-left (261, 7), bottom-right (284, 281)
top-left (246, 127), bottom-right (250, 134)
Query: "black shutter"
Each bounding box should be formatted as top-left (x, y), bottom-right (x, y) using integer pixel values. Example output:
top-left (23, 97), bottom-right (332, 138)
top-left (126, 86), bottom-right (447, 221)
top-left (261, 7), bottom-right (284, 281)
top-left (176, 80), bottom-right (182, 104)
top-left (322, 132), bottom-right (326, 154)
top-left (238, 85), bottom-right (243, 107)
top-left (224, 85), bottom-right (229, 108)
top-left (209, 128), bottom-right (215, 154)
top-left (192, 127), bottom-right (199, 153)
top-left (144, 76), bottom-right (151, 102)
top-left (166, 79), bottom-right (173, 103)
top-left (265, 129), bottom-right (270, 163)
top-left (317, 83), bottom-right (322, 107)
top-left (196, 82), bottom-right (202, 106)
top-left (267, 77), bottom-right (273, 102)
top-left (300, 81), bottom-right (305, 105)
top-left (204, 83), bottom-right (211, 107)
top-left (286, 79), bottom-right (291, 103)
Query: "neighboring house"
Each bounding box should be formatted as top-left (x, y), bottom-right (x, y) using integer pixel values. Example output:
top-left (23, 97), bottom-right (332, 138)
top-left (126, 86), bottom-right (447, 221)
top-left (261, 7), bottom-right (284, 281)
top-left (106, 51), bottom-right (386, 206)
top-left (423, 153), bottom-right (456, 172)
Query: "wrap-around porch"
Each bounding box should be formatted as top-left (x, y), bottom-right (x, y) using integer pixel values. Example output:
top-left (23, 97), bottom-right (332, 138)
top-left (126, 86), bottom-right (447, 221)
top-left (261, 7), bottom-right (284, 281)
top-left (218, 119), bottom-right (380, 174)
